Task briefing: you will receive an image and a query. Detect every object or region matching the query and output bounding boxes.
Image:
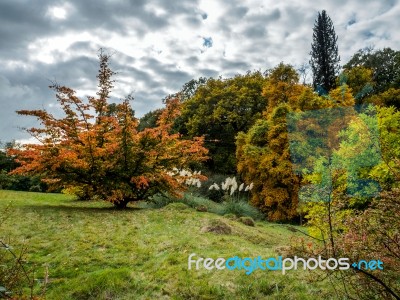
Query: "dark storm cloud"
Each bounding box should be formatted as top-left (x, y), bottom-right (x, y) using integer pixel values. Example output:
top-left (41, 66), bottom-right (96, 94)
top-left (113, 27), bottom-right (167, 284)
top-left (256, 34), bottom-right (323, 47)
top-left (0, 0), bottom-right (399, 142)
top-left (183, 16), bottom-right (203, 27)
top-left (227, 6), bottom-right (249, 20)
top-left (67, 41), bottom-right (99, 53)
top-left (347, 17), bottom-right (357, 27)
top-left (0, 0), bottom-right (200, 59)
top-left (198, 68), bottom-right (219, 78)
top-left (237, 8), bottom-right (281, 40)
top-left (142, 57), bottom-right (192, 85)
top-left (251, 8), bottom-right (282, 23)
top-left (3, 56), bottom-right (99, 97)
top-left (185, 56), bottom-right (200, 66)
top-left (117, 65), bottom-right (161, 90)
top-left (0, 1), bottom-right (51, 59)
top-left (242, 26), bottom-right (267, 39)
top-left (132, 88), bottom-right (170, 112)
top-left (220, 59), bottom-right (251, 73)
top-left (0, 74), bottom-right (49, 141)
top-left (159, 69), bottom-right (192, 90)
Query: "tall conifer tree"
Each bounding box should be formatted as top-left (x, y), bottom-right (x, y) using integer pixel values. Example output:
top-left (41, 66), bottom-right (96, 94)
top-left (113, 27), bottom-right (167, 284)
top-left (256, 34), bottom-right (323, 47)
top-left (310, 10), bottom-right (340, 94)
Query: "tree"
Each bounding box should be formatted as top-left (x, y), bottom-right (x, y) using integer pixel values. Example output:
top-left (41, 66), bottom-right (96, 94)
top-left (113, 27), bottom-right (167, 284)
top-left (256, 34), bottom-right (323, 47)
top-left (295, 104), bottom-right (400, 299)
top-left (339, 66), bottom-right (375, 104)
top-left (236, 64), bottom-right (331, 221)
top-left (177, 71), bottom-right (268, 173)
top-left (344, 47), bottom-right (400, 94)
top-left (164, 77), bottom-right (208, 103)
top-left (137, 109), bottom-right (163, 131)
top-left (9, 51), bottom-right (208, 208)
top-left (310, 10), bottom-right (340, 94)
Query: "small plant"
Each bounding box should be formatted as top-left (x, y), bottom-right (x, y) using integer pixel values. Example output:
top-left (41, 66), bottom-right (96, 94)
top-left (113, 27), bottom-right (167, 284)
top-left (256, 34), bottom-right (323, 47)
top-left (220, 199), bottom-right (263, 220)
top-left (192, 173), bottom-right (226, 202)
top-left (0, 204), bottom-right (44, 299)
top-left (209, 176), bottom-right (253, 201)
top-left (146, 193), bottom-right (175, 208)
top-left (140, 186), bottom-right (263, 221)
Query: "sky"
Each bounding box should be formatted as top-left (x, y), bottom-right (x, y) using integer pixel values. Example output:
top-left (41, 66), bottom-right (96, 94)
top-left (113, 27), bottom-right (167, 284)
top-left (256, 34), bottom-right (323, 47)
top-left (0, 0), bottom-right (399, 143)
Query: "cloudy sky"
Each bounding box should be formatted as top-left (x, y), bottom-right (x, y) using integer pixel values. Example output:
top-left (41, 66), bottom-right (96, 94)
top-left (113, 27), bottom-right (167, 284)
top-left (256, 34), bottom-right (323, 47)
top-left (1, 0), bottom-right (399, 142)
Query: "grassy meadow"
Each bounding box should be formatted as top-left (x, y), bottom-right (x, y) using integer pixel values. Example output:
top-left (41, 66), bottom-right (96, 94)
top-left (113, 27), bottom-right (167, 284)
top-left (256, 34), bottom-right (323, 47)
top-left (0, 190), bottom-right (338, 299)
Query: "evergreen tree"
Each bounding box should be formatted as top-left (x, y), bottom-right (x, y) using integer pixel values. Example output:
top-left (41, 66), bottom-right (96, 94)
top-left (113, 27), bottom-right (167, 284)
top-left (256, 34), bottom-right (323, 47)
top-left (310, 10), bottom-right (340, 94)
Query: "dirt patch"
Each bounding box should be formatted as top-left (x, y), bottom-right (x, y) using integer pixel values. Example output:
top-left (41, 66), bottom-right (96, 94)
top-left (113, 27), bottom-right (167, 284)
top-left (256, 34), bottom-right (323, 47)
top-left (196, 205), bottom-right (208, 212)
top-left (239, 216), bottom-right (255, 227)
top-left (201, 219), bottom-right (232, 235)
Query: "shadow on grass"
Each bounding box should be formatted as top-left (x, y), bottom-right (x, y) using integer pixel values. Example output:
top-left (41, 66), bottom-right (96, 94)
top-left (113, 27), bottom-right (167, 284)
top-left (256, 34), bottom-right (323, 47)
top-left (18, 203), bottom-right (143, 214)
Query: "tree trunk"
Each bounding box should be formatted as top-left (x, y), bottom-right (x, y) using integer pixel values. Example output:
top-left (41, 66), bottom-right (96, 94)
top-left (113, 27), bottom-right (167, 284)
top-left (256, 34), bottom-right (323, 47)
top-left (114, 199), bottom-right (130, 209)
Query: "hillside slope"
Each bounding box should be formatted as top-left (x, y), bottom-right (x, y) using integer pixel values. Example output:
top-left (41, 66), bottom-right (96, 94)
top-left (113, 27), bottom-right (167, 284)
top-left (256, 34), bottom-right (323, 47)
top-left (0, 190), bottom-right (334, 299)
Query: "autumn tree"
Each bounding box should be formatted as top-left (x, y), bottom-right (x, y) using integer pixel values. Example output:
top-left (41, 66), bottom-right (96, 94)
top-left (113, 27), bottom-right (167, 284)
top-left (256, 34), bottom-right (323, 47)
top-left (165, 77), bottom-right (208, 103)
top-left (177, 71), bottom-right (268, 173)
top-left (137, 109), bottom-right (163, 131)
top-left (9, 51), bottom-right (208, 208)
top-left (310, 10), bottom-right (340, 94)
top-left (236, 63), bottom-right (333, 221)
top-left (296, 104), bottom-right (400, 299)
top-left (339, 66), bottom-right (374, 104)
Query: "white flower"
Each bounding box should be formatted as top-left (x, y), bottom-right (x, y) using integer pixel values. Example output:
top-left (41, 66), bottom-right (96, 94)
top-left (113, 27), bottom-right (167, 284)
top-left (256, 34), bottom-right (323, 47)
top-left (245, 185), bottom-right (249, 192)
top-left (209, 183), bottom-right (220, 190)
top-left (196, 180), bottom-right (201, 188)
top-left (231, 177), bottom-right (238, 191)
top-left (180, 169), bottom-right (192, 177)
top-left (249, 182), bottom-right (254, 190)
top-left (230, 186), bottom-right (235, 195)
top-left (239, 183), bottom-right (244, 191)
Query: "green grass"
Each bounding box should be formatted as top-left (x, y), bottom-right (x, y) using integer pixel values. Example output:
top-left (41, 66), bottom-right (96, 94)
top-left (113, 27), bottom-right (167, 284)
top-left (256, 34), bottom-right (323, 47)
top-left (144, 193), bottom-right (264, 220)
top-left (0, 190), bottom-right (337, 299)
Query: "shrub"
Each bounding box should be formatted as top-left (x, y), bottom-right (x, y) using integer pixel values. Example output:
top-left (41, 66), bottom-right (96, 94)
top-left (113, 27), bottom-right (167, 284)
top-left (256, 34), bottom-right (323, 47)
top-left (0, 206), bottom-right (42, 299)
top-left (163, 202), bottom-right (190, 211)
top-left (181, 194), bottom-right (220, 211)
top-left (220, 199), bottom-right (263, 220)
top-left (146, 193), bottom-right (175, 209)
top-left (194, 173), bottom-right (226, 202)
top-left (140, 192), bottom-right (263, 222)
